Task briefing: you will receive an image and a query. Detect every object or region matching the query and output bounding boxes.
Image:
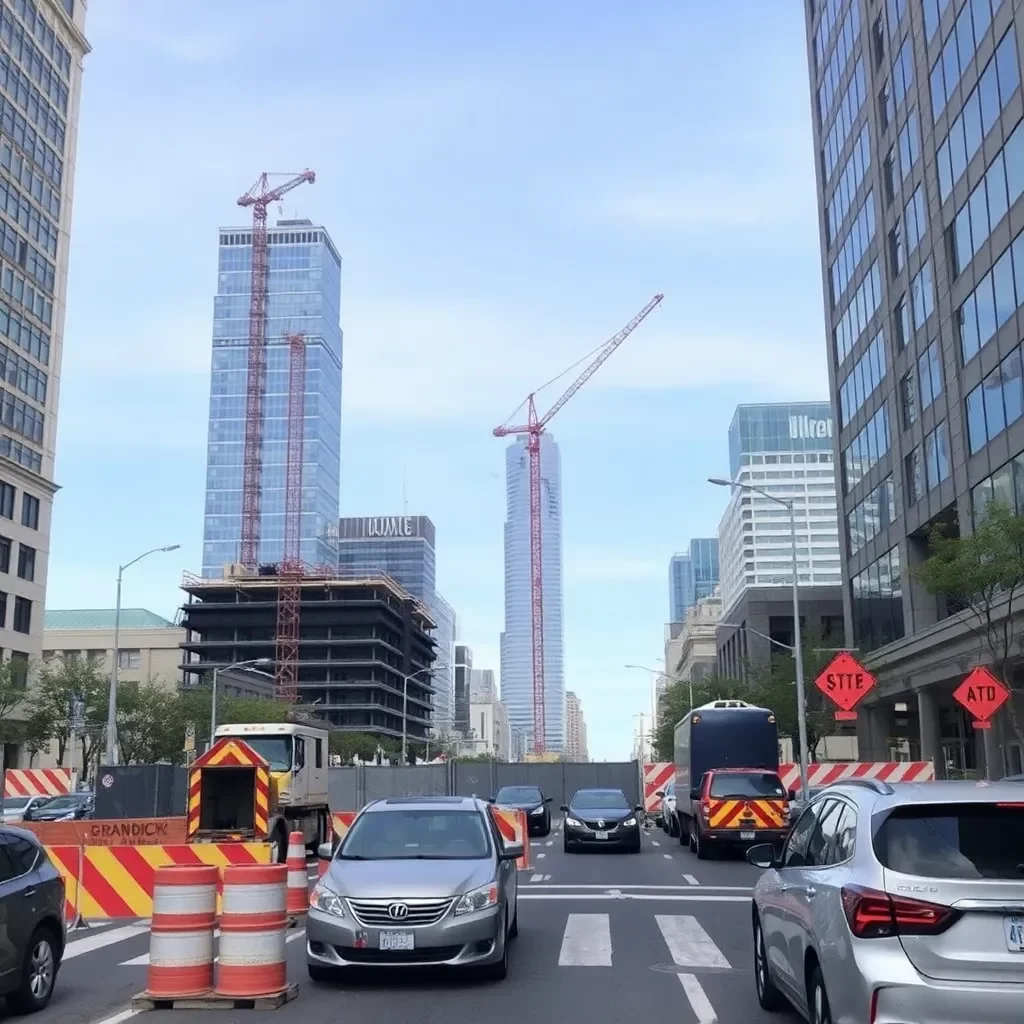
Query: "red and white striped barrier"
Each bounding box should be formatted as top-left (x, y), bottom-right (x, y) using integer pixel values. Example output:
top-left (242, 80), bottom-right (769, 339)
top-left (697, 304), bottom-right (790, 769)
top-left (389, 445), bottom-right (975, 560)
top-left (285, 832), bottom-right (307, 919)
top-left (3, 768), bottom-right (71, 798)
top-left (216, 864), bottom-right (288, 998)
top-left (779, 761), bottom-right (936, 791)
top-left (643, 762), bottom-right (675, 812)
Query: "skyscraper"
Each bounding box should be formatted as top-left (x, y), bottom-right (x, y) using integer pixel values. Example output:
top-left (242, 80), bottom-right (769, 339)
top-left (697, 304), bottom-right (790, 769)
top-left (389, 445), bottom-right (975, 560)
top-left (0, 0), bottom-right (89, 766)
top-left (453, 643), bottom-right (472, 736)
top-left (802, 0), bottom-right (1024, 774)
top-left (668, 553), bottom-right (692, 622)
top-left (565, 690), bottom-right (588, 761)
top-left (201, 219), bottom-right (342, 575)
top-left (501, 434), bottom-right (565, 752)
top-left (668, 538), bottom-right (720, 622)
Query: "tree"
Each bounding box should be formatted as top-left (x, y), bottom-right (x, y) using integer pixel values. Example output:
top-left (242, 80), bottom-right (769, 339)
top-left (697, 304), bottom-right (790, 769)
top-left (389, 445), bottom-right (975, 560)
top-left (652, 674), bottom-right (746, 760)
top-left (114, 680), bottom-right (183, 764)
top-left (328, 731), bottom-right (381, 764)
top-left (914, 500), bottom-right (1024, 744)
top-left (23, 656), bottom-right (107, 765)
top-left (0, 655), bottom-right (30, 746)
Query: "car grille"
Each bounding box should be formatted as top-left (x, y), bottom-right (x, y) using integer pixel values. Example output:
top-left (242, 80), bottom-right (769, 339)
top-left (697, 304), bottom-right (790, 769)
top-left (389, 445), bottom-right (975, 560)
top-left (583, 819), bottom-right (621, 831)
top-left (347, 897), bottom-right (453, 927)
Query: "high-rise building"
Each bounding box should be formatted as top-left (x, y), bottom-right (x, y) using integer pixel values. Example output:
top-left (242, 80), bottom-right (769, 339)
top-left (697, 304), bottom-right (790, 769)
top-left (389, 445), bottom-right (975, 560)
top-left (803, 0), bottom-right (1024, 776)
top-left (668, 553), bottom-right (692, 622)
top-left (336, 515), bottom-right (455, 732)
top-left (201, 219), bottom-right (342, 575)
top-left (668, 538), bottom-right (720, 622)
top-left (453, 643), bottom-right (472, 735)
top-left (469, 667), bottom-right (496, 703)
top-left (0, 1), bottom-right (90, 767)
top-left (565, 690), bottom-right (588, 761)
top-left (501, 434), bottom-right (565, 752)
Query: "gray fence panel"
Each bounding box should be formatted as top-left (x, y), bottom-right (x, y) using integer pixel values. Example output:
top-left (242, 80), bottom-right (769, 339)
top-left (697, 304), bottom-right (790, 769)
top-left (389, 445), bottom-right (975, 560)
top-left (363, 765), bottom-right (449, 803)
top-left (328, 768), bottom-right (359, 810)
top-left (452, 762), bottom-right (495, 799)
top-left (562, 761), bottom-right (641, 807)
top-left (492, 762), bottom-right (566, 806)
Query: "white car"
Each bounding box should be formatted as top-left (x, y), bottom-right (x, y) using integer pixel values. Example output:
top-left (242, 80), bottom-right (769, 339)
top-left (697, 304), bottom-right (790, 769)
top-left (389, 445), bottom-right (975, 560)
top-left (2, 795), bottom-right (53, 822)
top-left (659, 780), bottom-right (678, 837)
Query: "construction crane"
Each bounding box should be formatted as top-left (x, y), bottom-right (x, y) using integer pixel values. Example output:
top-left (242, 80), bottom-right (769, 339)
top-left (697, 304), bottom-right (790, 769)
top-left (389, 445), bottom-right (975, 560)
top-left (237, 169), bottom-right (316, 570)
top-left (274, 332), bottom-right (307, 703)
top-left (493, 293), bottom-right (664, 754)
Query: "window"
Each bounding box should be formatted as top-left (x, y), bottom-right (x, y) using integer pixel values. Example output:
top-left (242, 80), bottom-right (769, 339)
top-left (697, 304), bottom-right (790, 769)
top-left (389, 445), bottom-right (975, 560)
top-left (892, 36), bottom-right (914, 108)
top-left (930, 0), bottom-right (999, 122)
top-left (924, 422), bottom-right (951, 491)
top-left (117, 649), bottom-right (141, 670)
top-left (905, 446), bottom-right (924, 504)
top-left (0, 591), bottom-right (7, 628)
top-left (0, 536), bottom-right (10, 575)
top-left (897, 109), bottom-right (919, 181)
top-left (315, 737), bottom-right (323, 769)
top-left (8, 651), bottom-right (25, 686)
top-left (889, 221), bottom-right (905, 275)
top-left (12, 596), bottom-right (30, 634)
top-left (904, 186), bottom-right (927, 254)
top-left (847, 476), bottom-right (896, 555)
top-left (972, 452), bottom-right (1024, 524)
top-left (959, 235), bottom-right (1024, 364)
top-left (850, 546), bottom-right (905, 652)
top-left (923, 0), bottom-right (951, 41)
top-left (835, 261), bottom-right (882, 364)
top-left (806, 800), bottom-right (845, 865)
top-left (818, 6), bottom-right (860, 123)
top-left (830, 192), bottom-right (876, 305)
top-left (839, 330), bottom-right (886, 426)
top-left (0, 481), bottom-right (13, 520)
top-left (823, 60), bottom-right (867, 183)
top-left (782, 806), bottom-right (822, 868)
top-left (911, 261), bottom-right (935, 332)
top-left (965, 341), bottom-right (1024, 451)
top-left (16, 544), bottom-right (33, 582)
top-left (918, 340), bottom-right (943, 409)
top-left (901, 368), bottom-right (917, 427)
top-left (894, 296), bottom-right (911, 351)
top-left (20, 494), bottom-right (38, 530)
top-left (827, 126), bottom-right (871, 242)
top-left (842, 404), bottom-right (891, 492)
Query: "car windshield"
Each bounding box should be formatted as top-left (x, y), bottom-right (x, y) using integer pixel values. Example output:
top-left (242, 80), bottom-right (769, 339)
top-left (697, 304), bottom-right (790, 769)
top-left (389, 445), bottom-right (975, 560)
top-left (339, 809), bottom-right (492, 860)
top-left (495, 786), bottom-right (542, 804)
top-left (874, 804), bottom-right (1024, 880)
top-left (219, 735), bottom-right (291, 772)
top-left (571, 790), bottom-right (629, 811)
top-left (709, 772), bottom-right (786, 799)
top-left (38, 795), bottom-right (83, 810)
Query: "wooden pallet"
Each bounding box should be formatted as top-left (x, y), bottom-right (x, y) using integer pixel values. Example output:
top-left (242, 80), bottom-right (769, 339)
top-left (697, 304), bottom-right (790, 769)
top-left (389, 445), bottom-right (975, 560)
top-left (131, 983), bottom-right (299, 1011)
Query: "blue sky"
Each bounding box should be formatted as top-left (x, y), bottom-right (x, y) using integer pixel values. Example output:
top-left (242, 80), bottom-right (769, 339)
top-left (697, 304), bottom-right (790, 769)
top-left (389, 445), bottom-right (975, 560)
top-left (48, 0), bottom-right (829, 761)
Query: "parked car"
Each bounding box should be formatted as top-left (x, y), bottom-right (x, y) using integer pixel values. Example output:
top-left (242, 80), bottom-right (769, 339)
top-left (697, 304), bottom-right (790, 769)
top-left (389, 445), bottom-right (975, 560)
top-left (562, 788), bottom-right (644, 853)
top-left (658, 779), bottom-right (678, 837)
top-left (307, 796), bottom-right (521, 981)
top-left (0, 825), bottom-right (66, 1013)
top-left (491, 786), bottom-right (553, 836)
top-left (1, 797), bottom-right (53, 824)
top-left (748, 778), bottom-right (1024, 1024)
top-left (25, 794), bottom-right (94, 822)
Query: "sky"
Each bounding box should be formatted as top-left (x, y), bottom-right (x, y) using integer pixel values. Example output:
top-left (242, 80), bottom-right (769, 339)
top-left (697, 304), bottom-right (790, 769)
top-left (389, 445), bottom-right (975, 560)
top-left (47, 0), bottom-right (830, 762)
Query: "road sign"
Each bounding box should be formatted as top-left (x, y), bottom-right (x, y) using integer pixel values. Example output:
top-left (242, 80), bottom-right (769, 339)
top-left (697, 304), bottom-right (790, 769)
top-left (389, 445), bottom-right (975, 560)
top-left (184, 723), bottom-right (195, 753)
top-left (952, 667), bottom-right (1009, 729)
top-left (814, 651), bottom-right (876, 721)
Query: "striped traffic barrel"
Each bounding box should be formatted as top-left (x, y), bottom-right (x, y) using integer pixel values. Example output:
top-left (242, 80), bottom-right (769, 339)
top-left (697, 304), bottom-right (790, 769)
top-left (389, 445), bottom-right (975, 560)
top-left (215, 863), bottom-right (288, 997)
top-left (146, 864), bottom-right (218, 998)
top-left (285, 831), bottom-right (308, 918)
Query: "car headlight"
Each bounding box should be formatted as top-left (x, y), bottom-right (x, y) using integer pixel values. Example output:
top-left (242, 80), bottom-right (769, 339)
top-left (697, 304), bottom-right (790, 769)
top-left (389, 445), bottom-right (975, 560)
top-left (622, 817), bottom-right (637, 827)
top-left (565, 816), bottom-right (582, 827)
top-left (530, 806), bottom-right (545, 815)
top-left (309, 883), bottom-right (346, 918)
top-left (454, 883), bottom-right (499, 916)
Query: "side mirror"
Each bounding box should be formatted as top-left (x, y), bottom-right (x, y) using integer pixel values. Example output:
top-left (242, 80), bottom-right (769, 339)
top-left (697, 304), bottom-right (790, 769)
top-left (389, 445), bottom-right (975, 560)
top-left (544, 796), bottom-right (553, 803)
top-left (689, 788), bottom-right (700, 801)
top-left (655, 790), bottom-right (665, 798)
top-left (634, 804), bottom-right (644, 813)
top-left (560, 804), bottom-right (569, 813)
top-left (317, 842), bottom-right (333, 861)
top-left (746, 843), bottom-right (776, 869)
top-left (501, 841), bottom-right (524, 862)
top-left (787, 789), bottom-right (797, 802)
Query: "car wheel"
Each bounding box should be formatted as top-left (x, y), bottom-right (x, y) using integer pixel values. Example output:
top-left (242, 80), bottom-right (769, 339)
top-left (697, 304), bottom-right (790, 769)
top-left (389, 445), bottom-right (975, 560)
top-left (752, 915), bottom-right (787, 1012)
top-left (307, 964), bottom-right (341, 983)
top-left (6, 926), bottom-right (58, 1014)
top-left (482, 911), bottom-right (509, 980)
top-left (694, 828), bottom-right (710, 860)
top-left (271, 826), bottom-right (288, 864)
top-left (808, 965), bottom-right (832, 1024)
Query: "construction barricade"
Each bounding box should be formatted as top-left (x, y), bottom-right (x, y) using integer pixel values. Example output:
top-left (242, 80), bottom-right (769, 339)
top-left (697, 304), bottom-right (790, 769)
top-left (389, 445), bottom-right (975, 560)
top-left (489, 807), bottom-right (530, 869)
top-left (643, 762), bottom-right (674, 814)
top-left (778, 760), bottom-right (936, 791)
top-left (329, 811), bottom-right (355, 842)
top-left (3, 767), bottom-right (71, 798)
top-left (285, 832), bottom-right (308, 920)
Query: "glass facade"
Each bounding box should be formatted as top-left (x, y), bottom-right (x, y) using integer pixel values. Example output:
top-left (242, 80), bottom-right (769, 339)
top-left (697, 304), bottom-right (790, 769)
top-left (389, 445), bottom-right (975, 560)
top-left (201, 221), bottom-right (342, 574)
top-left (728, 402), bottom-right (836, 477)
top-left (668, 538), bottom-right (719, 622)
top-left (668, 553), bottom-right (691, 623)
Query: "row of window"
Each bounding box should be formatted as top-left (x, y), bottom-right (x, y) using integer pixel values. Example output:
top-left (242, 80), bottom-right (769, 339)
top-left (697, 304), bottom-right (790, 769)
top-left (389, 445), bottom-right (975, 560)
top-left (937, 28), bottom-right (1019, 203)
top-left (1, 263), bottom-right (51, 330)
top-left (0, 535), bottom-right (35, 581)
top-left (930, 0), bottom-right (1003, 122)
top-left (843, 404), bottom-right (891, 493)
top-left (950, 120), bottom-right (1024, 278)
top-left (881, 36), bottom-right (914, 127)
top-left (0, 295), bottom-right (48, 365)
top-left (839, 329), bottom-right (886, 427)
top-left (923, 0), bottom-right (953, 41)
top-left (0, 85), bottom-right (61, 193)
top-left (818, 5), bottom-right (859, 125)
top-left (890, 185), bottom-right (927, 276)
top-left (827, 125), bottom-right (871, 244)
top-left (0, 203), bottom-right (53, 300)
top-left (836, 260), bottom-right (882, 364)
top-left (894, 261), bottom-right (936, 351)
top-left (906, 421), bottom-right (951, 504)
top-left (971, 452), bottom-right (1024, 525)
top-left (900, 338), bottom-right (944, 428)
top-left (886, 0), bottom-right (907, 37)
top-left (0, 386), bottom-right (42, 446)
top-left (958, 227), bottom-right (1024, 364)
top-left (0, 337), bottom-right (44, 404)
top-left (850, 545), bottom-right (905, 653)
top-left (0, 169), bottom-right (57, 260)
top-left (0, 49), bottom-right (64, 153)
top-left (965, 339), bottom-right (1024, 453)
top-left (0, 137), bottom-right (59, 227)
top-left (14, 0), bottom-right (73, 80)
top-left (812, 0), bottom-right (845, 69)
top-left (824, 59), bottom-right (866, 182)
top-left (895, 109), bottom-right (920, 189)
top-left (0, 481), bottom-right (38, 528)
top-left (847, 476), bottom-right (895, 556)
top-left (831, 190), bottom-right (875, 305)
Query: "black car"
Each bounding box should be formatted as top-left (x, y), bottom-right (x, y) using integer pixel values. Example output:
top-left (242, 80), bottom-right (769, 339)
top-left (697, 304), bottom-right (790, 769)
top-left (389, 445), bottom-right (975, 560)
top-left (0, 825), bottom-right (66, 1013)
top-left (562, 788), bottom-right (644, 853)
top-left (491, 785), bottom-right (553, 836)
top-left (25, 793), bottom-right (93, 822)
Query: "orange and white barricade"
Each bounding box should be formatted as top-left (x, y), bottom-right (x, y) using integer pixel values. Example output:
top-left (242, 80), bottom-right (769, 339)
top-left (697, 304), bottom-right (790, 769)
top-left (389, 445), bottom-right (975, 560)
top-left (489, 807), bottom-right (530, 869)
top-left (285, 832), bottom-right (308, 919)
top-left (643, 762), bottom-right (674, 813)
top-left (778, 761), bottom-right (936, 792)
top-left (145, 864), bottom-right (218, 999)
top-left (3, 768), bottom-right (71, 799)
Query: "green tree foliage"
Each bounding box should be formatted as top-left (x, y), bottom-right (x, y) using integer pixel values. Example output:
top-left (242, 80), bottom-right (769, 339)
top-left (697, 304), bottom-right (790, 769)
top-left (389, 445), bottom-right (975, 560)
top-left (652, 675), bottom-right (746, 759)
top-left (0, 655), bottom-right (32, 745)
top-left (329, 731), bottom-right (384, 764)
top-left (23, 656), bottom-right (107, 765)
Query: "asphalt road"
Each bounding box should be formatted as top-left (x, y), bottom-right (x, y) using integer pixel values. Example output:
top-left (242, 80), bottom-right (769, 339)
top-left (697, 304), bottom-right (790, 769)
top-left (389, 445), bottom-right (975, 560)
top-left (22, 821), bottom-right (804, 1024)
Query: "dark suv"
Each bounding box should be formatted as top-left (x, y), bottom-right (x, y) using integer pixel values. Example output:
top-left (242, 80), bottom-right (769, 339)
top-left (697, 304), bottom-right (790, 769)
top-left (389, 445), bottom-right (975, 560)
top-left (0, 826), bottom-right (66, 1013)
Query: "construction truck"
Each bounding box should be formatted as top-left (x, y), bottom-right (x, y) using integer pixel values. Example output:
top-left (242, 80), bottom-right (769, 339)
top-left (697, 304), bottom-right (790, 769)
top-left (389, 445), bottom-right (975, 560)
top-left (186, 722), bottom-right (331, 863)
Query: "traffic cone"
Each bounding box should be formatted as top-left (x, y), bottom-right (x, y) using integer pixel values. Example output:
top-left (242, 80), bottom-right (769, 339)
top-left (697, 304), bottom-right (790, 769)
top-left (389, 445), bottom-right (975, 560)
top-left (285, 831), bottom-right (308, 919)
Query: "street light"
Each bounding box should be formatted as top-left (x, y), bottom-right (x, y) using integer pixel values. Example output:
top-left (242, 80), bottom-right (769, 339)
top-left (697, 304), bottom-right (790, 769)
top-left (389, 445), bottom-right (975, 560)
top-left (401, 662), bottom-right (451, 764)
top-left (625, 663), bottom-right (686, 723)
top-left (104, 544), bottom-right (181, 766)
top-left (210, 659), bottom-right (274, 741)
top-left (709, 476), bottom-right (809, 796)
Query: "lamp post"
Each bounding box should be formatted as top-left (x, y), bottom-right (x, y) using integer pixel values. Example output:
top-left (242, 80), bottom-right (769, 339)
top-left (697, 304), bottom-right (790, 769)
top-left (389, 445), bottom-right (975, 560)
top-left (624, 663), bottom-right (682, 735)
top-left (401, 663), bottom-right (450, 764)
top-left (104, 544), bottom-right (180, 766)
top-left (709, 476), bottom-right (809, 796)
top-left (210, 659), bottom-right (274, 742)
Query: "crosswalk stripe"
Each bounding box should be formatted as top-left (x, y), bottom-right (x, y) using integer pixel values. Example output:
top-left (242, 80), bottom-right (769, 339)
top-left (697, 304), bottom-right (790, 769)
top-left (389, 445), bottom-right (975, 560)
top-left (679, 973), bottom-right (717, 1024)
top-left (558, 913), bottom-right (612, 966)
top-left (655, 915), bottom-right (731, 969)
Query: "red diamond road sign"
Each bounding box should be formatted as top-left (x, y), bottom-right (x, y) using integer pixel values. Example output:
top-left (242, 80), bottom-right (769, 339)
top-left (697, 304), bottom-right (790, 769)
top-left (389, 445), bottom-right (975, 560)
top-left (952, 666), bottom-right (1009, 729)
top-left (814, 651), bottom-right (876, 721)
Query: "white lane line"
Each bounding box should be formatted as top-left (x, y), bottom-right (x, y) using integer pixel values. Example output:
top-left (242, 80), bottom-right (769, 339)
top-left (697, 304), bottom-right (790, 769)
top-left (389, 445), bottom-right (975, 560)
top-left (530, 873), bottom-right (544, 882)
top-left (536, 852), bottom-right (546, 859)
top-left (679, 973), bottom-right (718, 1023)
top-left (519, 883), bottom-right (752, 891)
top-left (683, 873), bottom-right (699, 885)
top-left (287, 929), bottom-right (306, 943)
top-left (545, 840), bottom-right (553, 847)
top-left (558, 913), bottom-right (612, 966)
top-left (521, 894), bottom-right (749, 903)
top-left (652, 840), bottom-right (661, 847)
top-left (65, 924), bottom-right (151, 960)
top-left (89, 1010), bottom-right (142, 1024)
top-left (656, 915), bottom-right (731, 969)
top-left (663, 853), bottom-right (673, 860)
top-left (530, 841), bottom-right (540, 847)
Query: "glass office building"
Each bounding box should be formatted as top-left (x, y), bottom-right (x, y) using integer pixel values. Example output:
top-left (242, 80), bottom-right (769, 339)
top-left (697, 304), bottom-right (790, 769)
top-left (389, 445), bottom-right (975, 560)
top-left (501, 434), bottom-right (565, 752)
top-left (201, 219), bottom-right (342, 575)
top-left (668, 538), bottom-right (719, 622)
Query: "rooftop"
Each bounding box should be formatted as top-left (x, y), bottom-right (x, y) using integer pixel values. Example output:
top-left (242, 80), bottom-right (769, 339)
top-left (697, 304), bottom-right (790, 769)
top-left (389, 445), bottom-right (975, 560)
top-left (44, 609), bottom-right (178, 631)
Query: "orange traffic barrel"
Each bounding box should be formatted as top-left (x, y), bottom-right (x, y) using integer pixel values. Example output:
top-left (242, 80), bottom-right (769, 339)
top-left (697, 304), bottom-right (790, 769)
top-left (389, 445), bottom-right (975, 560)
top-left (286, 831), bottom-right (308, 918)
top-left (214, 864), bottom-right (288, 997)
top-left (146, 864), bottom-right (218, 998)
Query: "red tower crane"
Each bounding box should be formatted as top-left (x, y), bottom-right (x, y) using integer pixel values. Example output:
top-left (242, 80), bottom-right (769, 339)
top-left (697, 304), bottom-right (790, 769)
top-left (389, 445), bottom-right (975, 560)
top-left (237, 169), bottom-right (315, 570)
top-left (493, 293), bottom-right (664, 754)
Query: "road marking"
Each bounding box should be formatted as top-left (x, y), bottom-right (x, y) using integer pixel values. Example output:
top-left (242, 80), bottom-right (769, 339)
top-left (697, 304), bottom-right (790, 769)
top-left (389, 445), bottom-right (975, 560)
top-left (88, 1010), bottom-right (142, 1024)
top-left (652, 840), bottom-right (661, 847)
top-left (663, 853), bottom-right (673, 860)
top-left (558, 913), bottom-right (612, 966)
top-left (521, 893), bottom-right (749, 903)
top-left (65, 924), bottom-right (150, 960)
top-left (679, 973), bottom-right (718, 1023)
top-left (545, 840), bottom-right (553, 847)
top-left (656, 915), bottom-right (731, 969)
top-left (519, 883), bottom-right (752, 892)
top-left (536, 852), bottom-right (546, 859)
top-left (530, 873), bottom-right (544, 882)
top-left (530, 841), bottom-right (540, 847)
top-left (287, 929), bottom-right (305, 943)
top-left (683, 874), bottom-right (699, 885)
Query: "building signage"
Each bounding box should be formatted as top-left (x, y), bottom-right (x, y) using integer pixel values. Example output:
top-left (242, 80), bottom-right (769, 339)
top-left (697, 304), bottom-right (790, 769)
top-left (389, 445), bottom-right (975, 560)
top-left (789, 415), bottom-right (833, 440)
top-left (367, 516), bottom-right (414, 538)
top-left (338, 515), bottom-right (436, 546)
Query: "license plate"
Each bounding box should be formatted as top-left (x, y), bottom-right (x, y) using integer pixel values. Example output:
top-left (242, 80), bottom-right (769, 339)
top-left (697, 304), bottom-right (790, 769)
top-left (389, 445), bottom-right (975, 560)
top-left (740, 831), bottom-right (755, 840)
top-left (594, 830), bottom-right (609, 840)
top-left (379, 931), bottom-right (414, 951)
top-left (1004, 916), bottom-right (1024, 952)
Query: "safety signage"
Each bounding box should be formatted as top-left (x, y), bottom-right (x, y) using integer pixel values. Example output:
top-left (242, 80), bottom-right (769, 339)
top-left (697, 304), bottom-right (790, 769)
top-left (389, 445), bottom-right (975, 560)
top-left (814, 651), bottom-right (876, 720)
top-left (952, 666), bottom-right (1009, 729)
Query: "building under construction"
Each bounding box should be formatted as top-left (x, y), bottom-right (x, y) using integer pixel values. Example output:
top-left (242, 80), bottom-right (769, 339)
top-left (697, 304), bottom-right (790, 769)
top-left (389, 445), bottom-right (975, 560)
top-left (179, 567), bottom-right (437, 741)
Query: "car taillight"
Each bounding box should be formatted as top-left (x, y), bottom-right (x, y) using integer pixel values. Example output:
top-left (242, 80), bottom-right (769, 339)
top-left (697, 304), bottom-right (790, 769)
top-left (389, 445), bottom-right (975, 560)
top-left (840, 884), bottom-right (961, 938)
